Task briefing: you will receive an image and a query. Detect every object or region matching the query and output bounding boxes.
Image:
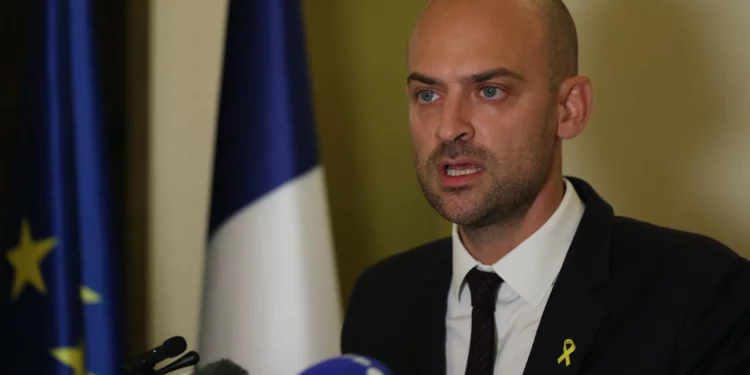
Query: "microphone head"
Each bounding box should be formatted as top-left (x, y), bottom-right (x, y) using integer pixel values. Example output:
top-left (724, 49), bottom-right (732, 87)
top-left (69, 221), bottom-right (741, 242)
top-left (122, 336), bottom-right (189, 374)
top-left (299, 355), bottom-right (392, 375)
top-left (155, 351), bottom-right (200, 375)
top-left (193, 358), bottom-right (249, 375)
top-left (163, 336), bottom-right (188, 358)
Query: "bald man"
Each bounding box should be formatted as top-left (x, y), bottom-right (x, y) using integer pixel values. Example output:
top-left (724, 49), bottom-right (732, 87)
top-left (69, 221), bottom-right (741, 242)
top-left (341, 0), bottom-right (750, 374)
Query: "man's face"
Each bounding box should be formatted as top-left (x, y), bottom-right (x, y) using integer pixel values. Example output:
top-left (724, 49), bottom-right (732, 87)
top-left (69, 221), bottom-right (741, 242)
top-left (407, 0), bottom-right (559, 227)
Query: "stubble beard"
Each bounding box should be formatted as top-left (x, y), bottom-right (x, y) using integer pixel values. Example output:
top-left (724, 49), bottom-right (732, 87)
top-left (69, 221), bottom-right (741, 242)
top-left (415, 126), bottom-right (555, 230)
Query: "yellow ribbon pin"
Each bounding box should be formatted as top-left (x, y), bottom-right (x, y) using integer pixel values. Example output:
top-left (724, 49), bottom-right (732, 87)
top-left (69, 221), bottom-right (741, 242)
top-left (557, 339), bottom-right (576, 367)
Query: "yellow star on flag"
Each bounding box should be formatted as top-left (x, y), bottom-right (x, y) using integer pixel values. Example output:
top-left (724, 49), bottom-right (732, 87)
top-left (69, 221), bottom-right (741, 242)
top-left (5, 218), bottom-right (57, 300)
top-left (50, 344), bottom-right (95, 375)
top-left (80, 286), bottom-right (102, 304)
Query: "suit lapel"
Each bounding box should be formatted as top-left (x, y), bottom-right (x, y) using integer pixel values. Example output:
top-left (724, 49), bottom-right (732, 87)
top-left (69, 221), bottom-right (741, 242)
top-left (410, 241), bottom-right (452, 375)
top-left (523, 177), bottom-right (614, 375)
top-left (521, 274), bottom-right (607, 375)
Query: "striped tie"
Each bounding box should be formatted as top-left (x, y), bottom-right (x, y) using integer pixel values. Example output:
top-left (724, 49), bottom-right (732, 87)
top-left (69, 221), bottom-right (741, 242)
top-left (464, 267), bottom-right (503, 375)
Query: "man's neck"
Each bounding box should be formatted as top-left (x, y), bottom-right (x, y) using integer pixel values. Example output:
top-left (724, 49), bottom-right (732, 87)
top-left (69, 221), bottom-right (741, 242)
top-left (459, 178), bottom-right (566, 265)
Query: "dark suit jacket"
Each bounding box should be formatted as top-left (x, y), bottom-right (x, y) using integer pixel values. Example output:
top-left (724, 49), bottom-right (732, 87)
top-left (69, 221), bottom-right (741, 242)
top-left (341, 177), bottom-right (750, 375)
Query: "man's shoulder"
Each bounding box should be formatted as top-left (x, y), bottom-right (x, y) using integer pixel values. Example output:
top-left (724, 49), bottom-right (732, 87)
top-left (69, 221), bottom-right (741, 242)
top-left (354, 237), bottom-right (451, 288)
top-left (371, 237), bottom-right (452, 271)
top-left (609, 215), bottom-right (749, 275)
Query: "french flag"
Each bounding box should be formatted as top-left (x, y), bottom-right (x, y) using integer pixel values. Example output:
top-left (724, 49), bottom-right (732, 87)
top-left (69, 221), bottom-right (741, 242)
top-left (198, 1), bottom-right (342, 373)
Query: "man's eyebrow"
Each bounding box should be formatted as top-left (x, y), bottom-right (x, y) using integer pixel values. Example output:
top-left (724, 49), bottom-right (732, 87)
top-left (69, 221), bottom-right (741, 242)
top-left (406, 68), bottom-right (526, 86)
top-left (406, 72), bottom-right (443, 86)
top-left (463, 68), bottom-right (527, 83)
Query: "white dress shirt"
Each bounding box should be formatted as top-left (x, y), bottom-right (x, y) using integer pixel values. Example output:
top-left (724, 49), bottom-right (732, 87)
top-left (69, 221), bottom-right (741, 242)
top-left (446, 178), bottom-right (585, 375)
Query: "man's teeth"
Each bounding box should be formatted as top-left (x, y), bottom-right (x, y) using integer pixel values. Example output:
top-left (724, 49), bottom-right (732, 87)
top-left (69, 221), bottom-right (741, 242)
top-left (446, 167), bottom-right (482, 177)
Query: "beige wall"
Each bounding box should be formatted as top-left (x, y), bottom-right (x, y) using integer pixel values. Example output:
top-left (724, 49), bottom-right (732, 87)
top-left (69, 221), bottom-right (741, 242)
top-left (141, 0), bottom-right (227, 354)
top-left (132, 0), bottom-right (750, 359)
top-left (561, 0), bottom-right (750, 260)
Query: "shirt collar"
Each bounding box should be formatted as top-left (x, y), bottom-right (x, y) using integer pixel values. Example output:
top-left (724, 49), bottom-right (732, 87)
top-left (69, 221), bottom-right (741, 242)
top-left (451, 177), bottom-right (585, 306)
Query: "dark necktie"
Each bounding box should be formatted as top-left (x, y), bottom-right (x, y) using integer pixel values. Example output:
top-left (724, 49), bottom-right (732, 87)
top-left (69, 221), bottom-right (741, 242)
top-left (464, 267), bottom-right (503, 375)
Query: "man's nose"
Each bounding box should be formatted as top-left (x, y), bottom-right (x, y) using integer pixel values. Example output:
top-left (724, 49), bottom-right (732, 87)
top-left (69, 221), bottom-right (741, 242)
top-left (435, 96), bottom-right (475, 142)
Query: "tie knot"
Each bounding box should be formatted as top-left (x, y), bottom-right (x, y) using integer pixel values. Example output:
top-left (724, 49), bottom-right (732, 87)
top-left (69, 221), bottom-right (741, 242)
top-left (465, 267), bottom-right (503, 309)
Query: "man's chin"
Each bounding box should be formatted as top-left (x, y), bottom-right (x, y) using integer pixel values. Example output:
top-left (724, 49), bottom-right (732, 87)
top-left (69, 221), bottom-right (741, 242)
top-left (420, 181), bottom-right (487, 221)
top-left (438, 211), bottom-right (487, 227)
top-left (437, 188), bottom-right (481, 204)
top-left (432, 198), bottom-right (487, 225)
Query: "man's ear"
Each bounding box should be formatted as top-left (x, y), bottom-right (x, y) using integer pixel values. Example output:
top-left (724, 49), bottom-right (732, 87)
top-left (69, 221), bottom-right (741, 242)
top-left (556, 76), bottom-right (593, 140)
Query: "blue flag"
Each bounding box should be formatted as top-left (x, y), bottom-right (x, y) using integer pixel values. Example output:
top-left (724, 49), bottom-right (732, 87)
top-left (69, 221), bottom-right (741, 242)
top-left (0, 0), bottom-right (123, 374)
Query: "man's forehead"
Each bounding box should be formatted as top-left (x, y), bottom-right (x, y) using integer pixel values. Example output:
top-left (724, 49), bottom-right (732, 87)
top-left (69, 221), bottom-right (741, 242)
top-left (407, 28), bottom-right (544, 80)
top-left (407, 0), bottom-right (546, 68)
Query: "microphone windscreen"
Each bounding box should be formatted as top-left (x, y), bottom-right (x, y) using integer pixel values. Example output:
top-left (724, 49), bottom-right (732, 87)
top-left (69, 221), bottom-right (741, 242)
top-left (163, 336), bottom-right (188, 357)
top-left (193, 358), bottom-right (249, 375)
top-left (299, 355), bottom-right (392, 375)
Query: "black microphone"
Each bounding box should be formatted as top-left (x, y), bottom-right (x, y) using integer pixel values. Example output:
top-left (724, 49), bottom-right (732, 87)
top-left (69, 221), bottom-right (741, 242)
top-left (156, 351), bottom-right (200, 375)
top-left (122, 336), bottom-right (188, 374)
top-left (192, 358), bottom-right (249, 375)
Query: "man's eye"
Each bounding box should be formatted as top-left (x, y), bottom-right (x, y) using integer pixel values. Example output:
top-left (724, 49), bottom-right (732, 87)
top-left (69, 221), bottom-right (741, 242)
top-left (417, 90), bottom-right (440, 102)
top-left (480, 86), bottom-right (501, 98)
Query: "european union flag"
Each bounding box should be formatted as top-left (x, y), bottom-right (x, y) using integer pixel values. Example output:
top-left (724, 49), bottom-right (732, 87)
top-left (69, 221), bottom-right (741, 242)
top-left (0, 0), bottom-right (123, 374)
